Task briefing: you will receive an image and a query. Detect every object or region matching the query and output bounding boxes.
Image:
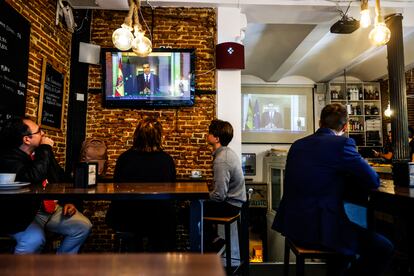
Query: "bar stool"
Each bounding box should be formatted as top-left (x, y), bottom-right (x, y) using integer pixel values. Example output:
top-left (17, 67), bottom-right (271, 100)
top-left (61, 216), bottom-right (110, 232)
top-left (204, 213), bottom-right (242, 274)
top-left (283, 238), bottom-right (338, 276)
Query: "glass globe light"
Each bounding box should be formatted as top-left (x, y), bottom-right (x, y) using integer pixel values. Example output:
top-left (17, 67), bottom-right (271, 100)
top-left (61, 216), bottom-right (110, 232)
top-left (360, 9), bottom-right (371, 28)
top-left (131, 31), bottom-right (152, 57)
top-left (112, 27), bottom-right (134, 51)
top-left (369, 22), bottom-right (391, 46)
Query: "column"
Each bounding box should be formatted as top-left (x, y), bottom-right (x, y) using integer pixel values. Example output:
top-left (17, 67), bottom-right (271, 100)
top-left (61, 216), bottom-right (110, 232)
top-left (216, 7), bottom-right (243, 158)
top-left (386, 14), bottom-right (410, 185)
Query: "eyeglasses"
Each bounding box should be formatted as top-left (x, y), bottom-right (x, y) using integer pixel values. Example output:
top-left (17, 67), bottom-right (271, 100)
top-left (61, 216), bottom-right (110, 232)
top-left (30, 127), bottom-right (42, 136)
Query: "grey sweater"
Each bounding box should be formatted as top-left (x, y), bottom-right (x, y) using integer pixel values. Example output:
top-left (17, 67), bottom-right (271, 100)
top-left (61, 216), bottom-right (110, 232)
top-left (210, 146), bottom-right (246, 207)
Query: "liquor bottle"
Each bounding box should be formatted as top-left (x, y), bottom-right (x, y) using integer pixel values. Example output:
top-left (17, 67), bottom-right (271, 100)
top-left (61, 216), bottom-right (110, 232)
top-left (356, 105), bottom-right (361, 115)
top-left (374, 89), bottom-right (379, 100)
top-left (371, 105), bottom-right (379, 115)
top-left (359, 88), bottom-right (363, 100)
top-left (365, 105), bottom-right (371, 115)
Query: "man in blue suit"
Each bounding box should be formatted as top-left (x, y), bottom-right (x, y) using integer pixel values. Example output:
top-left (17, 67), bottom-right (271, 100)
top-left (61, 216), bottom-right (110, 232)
top-left (272, 103), bottom-right (393, 275)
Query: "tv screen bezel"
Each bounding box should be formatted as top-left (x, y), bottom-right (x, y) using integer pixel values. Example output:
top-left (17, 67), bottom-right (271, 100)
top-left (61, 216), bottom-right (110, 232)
top-left (101, 48), bottom-right (196, 108)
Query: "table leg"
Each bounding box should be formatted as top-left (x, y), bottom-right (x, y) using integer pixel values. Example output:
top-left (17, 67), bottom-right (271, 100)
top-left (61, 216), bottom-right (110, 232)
top-left (190, 199), bottom-right (204, 252)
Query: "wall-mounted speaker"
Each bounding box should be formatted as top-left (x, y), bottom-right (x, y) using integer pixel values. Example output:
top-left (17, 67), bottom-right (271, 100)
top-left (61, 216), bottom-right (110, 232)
top-left (78, 42), bottom-right (101, 65)
top-left (215, 42), bottom-right (245, 70)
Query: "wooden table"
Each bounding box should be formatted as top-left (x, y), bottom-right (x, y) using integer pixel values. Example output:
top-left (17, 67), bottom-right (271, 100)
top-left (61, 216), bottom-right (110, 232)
top-left (0, 253), bottom-right (225, 276)
top-left (368, 179), bottom-right (414, 269)
top-left (0, 182), bottom-right (210, 252)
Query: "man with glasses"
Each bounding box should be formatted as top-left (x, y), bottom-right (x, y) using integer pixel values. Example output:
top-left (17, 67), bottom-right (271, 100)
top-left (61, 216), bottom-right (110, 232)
top-left (0, 117), bottom-right (92, 254)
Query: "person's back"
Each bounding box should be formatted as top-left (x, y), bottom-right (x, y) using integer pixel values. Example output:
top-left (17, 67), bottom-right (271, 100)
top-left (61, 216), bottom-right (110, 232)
top-left (106, 117), bottom-right (176, 252)
top-left (273, 103), bottom-right (393, 275)
top-left (114, 149), bottom-right (175, 182)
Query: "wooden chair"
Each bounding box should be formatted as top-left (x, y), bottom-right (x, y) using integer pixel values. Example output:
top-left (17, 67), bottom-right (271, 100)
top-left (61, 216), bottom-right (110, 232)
top-left (283, 238), bottom-right (338, 276)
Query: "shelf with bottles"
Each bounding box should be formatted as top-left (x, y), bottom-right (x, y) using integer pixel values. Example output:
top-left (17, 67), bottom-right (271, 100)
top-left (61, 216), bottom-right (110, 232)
top-left (348, 117), bottom-right (364, 132)
top-left (349, 133), bottom-right (365, 146)
top-left (329, 83), bottom-right (346, 100)
top-left (362, 83), bottom-right (380, 100)
top-left (364, 103), bottom-right (381, 116)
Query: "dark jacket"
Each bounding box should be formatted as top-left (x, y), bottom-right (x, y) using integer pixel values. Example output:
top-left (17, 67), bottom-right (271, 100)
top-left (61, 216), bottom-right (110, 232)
top-left (136, 73), bottom-right (160, 95)
top-left (272, 128), bottom-right (379, 255)
top-left (0, 145), bottom-right (64, 234)
top-left (106, 149), bottom-right (176, 229)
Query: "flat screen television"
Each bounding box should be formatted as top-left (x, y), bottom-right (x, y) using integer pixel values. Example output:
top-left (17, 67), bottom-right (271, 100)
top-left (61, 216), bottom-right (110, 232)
top-left (242, 85), bottom-right (315, 144)
top-left (101, 48), bottom-right (196, 108)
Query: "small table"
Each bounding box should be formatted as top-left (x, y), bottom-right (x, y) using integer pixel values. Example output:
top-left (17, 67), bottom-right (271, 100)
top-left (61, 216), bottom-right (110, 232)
top-left (0, 182), bottom-right (210, 252)
top-left (0, 253), bottom-right (225, 276)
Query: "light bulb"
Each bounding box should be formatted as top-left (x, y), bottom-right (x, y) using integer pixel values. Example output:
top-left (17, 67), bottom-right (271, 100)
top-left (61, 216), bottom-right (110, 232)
top-left (369, 22), bottom-right (391, 46)
top-left (112, 27), bottom-right (134, 51)
top-left (131, 31), bottom-right (152, 57)
top-left (360, 9), bottom-right (371, 28)
top-left (384, 103), bottom-right (393, 117)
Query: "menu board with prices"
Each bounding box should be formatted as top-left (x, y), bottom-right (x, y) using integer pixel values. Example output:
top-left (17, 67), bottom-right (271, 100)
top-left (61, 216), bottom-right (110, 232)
top-left (0, 1), bottom-right (30, 127)
top-left (38, 60), bottom-right (66, 130)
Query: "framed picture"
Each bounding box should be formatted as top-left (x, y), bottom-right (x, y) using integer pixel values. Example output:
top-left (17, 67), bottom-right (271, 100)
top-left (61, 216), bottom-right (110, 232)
top-left (37, 58), bottom-right (66, 131)
top-left (242, 85), bottom-right (314, 144)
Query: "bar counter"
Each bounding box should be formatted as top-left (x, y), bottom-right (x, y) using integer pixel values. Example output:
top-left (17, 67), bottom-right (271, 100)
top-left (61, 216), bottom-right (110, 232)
top-left (0, 182), bottom-right (210, 252)
top-left (0, 253), bottom-right (225, 276)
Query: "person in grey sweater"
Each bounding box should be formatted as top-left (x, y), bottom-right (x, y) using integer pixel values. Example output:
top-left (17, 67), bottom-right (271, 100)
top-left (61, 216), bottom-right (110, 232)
top-left (204, 119), bottom-right (246, 251)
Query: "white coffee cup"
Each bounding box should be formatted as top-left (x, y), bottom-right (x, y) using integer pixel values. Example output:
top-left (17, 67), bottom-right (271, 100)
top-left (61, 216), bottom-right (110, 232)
top-left (0, 173), bottom-right (16, 184)
top-left (191, 170), bottom-right (202, 178)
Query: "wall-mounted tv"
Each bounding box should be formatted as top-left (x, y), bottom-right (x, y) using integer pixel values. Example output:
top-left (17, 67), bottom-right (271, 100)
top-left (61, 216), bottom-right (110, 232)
top-left (242, 85), bottom-right (314, 144)
top-left (102, 48), bottom-right (196, 108)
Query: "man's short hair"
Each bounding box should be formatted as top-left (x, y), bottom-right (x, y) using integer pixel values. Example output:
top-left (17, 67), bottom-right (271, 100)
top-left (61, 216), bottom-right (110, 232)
top-left (0, 117), bottom-right (31, 150)
top-left (132, 117), bottom-right (163, 152)
top-left (319, 103), bottom-right (348, 132)
top-left (209, 119), bottom-right (233, 146)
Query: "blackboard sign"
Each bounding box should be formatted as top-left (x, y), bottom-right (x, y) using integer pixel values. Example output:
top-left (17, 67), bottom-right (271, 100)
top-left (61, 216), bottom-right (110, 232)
top-left (38, 60), bottom-right (66, 130)
top-left (0, 1), bottom-right (30, 126)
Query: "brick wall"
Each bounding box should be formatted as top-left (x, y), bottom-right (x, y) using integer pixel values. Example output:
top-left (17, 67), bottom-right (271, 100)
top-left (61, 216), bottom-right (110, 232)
top-left (80, 7), bottom-right (216, 252)
top-left (6, 0), bottom-right (72, 164)
top-left (87, 8), bottom-right (217, 178)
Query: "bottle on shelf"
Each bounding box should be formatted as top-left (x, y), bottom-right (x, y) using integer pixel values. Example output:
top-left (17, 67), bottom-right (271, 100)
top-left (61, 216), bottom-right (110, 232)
top-left (365, 105), bottom-right (371, 115)
top-left (371, 105), bottom-right (379, 115)
top-left (374, 89), bottom-right (380, 100)
top-left (359, 88), bottom-right (363, 100)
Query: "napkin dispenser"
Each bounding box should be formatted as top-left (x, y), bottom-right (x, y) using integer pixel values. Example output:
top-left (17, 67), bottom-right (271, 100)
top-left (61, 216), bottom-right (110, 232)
top-left (74, 162), bottom-right (98, 188)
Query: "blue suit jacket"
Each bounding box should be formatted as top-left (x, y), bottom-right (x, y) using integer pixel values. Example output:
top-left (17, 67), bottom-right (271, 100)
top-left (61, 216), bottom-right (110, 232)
top-left (272, 128), bottom-right (379, 255)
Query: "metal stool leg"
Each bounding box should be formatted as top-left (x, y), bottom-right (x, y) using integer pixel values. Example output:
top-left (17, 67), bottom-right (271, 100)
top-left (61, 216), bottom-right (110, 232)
top-left (225, 222), bottom-right (232, 274)
top-left (296, 255), bottom-right (305, 276)
top-left (284, 239), bottom-right (290, 276)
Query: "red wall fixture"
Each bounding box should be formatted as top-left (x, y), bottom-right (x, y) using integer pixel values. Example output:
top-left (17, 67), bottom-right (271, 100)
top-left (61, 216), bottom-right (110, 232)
top-left (215, 42), bottom-right (245, 69)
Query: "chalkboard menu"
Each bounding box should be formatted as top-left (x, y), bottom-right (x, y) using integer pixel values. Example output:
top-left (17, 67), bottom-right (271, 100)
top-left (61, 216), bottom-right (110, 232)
top-left (38, 60), bottom-right (66, 130)
top-left (0, 1), bottom-right (30, 126)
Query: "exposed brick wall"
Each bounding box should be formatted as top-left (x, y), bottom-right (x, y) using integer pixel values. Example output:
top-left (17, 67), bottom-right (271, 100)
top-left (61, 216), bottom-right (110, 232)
top-left (79, 8), bottom-right (216, 252)
top-left (6, 0), bottom-right (72, 165)
top-left (87, 8), bottom-right (217, 178)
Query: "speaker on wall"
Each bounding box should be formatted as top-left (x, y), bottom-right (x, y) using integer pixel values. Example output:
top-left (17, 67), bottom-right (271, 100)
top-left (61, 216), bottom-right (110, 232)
top-left (78, 42), bottom-right (101, 65)
top-left (215, 42), bottom-right (245, 70)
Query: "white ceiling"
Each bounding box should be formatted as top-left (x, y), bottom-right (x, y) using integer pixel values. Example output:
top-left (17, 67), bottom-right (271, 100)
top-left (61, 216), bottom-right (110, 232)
top-left (68, 0), bottom-right (414, 83)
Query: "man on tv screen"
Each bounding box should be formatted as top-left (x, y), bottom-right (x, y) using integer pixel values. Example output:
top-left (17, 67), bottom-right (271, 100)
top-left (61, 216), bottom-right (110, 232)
top-left (136, 63), bottom-right (159, 95)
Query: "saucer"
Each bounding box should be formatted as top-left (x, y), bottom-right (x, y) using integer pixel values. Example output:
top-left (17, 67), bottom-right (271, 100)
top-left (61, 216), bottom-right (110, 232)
top-left (0, 182), bottom-right (31, 190)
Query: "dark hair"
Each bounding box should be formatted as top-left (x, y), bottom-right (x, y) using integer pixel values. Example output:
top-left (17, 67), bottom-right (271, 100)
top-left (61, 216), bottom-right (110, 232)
top-left (208, 119), bottom-right (233, 146)
top-left (0, 117), bottom-right (31, 150)
top-left (132, 117), bottom-right (163, 152)
top-left (409, 126), bottom-right (414, 139)
top-left (319, 103), bottom-right (348, 132)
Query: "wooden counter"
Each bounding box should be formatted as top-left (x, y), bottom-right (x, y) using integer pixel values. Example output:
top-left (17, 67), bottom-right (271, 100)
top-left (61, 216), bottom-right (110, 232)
top-left (0, 253), bottom-right (225, 276)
